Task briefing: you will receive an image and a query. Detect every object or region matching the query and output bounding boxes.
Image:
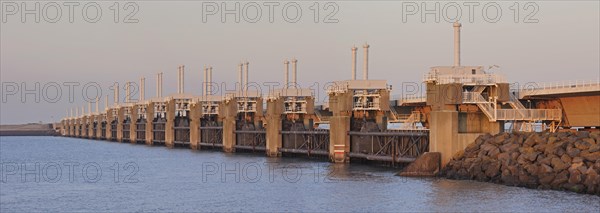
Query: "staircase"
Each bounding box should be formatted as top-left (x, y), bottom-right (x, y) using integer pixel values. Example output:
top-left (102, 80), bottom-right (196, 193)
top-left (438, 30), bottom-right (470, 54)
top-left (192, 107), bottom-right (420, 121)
top-left (401, 111), bottom-right (422, 129)
top-left (463, 91), bottom-right (561, 122)
top-left (314, 110), bottom-right (330, 123)
top-left (463, 92), bottom-right (496, 120)
top-left (507, 93), bottom-right (526, 109)
top-left (389, 106), bottom-right (401, 122)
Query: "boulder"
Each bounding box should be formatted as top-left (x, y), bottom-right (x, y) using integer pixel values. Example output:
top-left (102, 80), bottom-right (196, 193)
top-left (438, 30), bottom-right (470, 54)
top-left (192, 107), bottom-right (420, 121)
top-left (452, 149), bottom-right (465, 160)
top-left (551, 157), bottom-right (568, 171)
top-left (550, 170), bottom-right (569, 188)
top-left (577, 131), bottom-right (590, 139)
top-left (534, 144), bottom-right (547, 152)
top-left (572, 157), bottom-right (583, 163)
top-left (524, 136), bottom-right (536, 147)
top-left (485, 161), bottom-right (501, 178)
top-left (525, 164), bottom-right (538, 175)
top-left (568, 170), bottom-right (583, 184)
top-left (501, 143), bottom-right (520, 153)
top-left (539, 164), bottom-right (553, 173)
top-left (488, 147), bottom-right (501, 158)
top-left (589, 144), bottom-right (600, 153)
top-left (548, 136), bottom-right (559, 144)
top-left (493, 133), bottom-right (509, 144)
top-left (582, 137), bottom-right (596, 145)
top-left (575, 141), bottom-right (592, 150)
top-left (581, 151), bottom-right (600, 162)
top-left (561, 154), bottom-right (572, 164)
top-left (481, 143), bottom-right (497, 153)
top-left (566, 147), bottom-right (581, 158)
top-left (583, 168), bottom-right (599, 191)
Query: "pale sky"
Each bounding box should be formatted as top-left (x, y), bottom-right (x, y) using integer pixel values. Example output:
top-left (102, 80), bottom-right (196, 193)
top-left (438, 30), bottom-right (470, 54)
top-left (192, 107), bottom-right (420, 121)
top-left (1, 1), bottom-right (599, 124)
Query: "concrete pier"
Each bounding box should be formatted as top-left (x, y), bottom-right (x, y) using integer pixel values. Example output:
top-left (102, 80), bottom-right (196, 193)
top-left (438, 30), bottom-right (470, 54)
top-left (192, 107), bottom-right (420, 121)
top-left (116, 107), bottom-right (124, 142)
top-left (145, 102), bottom-right (155, 145)
top-left (130, 105), bottom-right (138, 144)
top-left (221, 98), bottom-right (237, 153)
top-left (165, 99), bottom-right (175, 148)
top-left (189, 102), bottom-right (201, 150)
top-left (265, 98), bottom-right (283, 157)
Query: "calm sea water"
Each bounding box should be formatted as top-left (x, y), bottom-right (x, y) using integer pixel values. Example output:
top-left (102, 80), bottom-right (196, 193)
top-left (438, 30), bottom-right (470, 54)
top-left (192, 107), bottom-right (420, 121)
top-left (1, 136), bottom-right (599, 212)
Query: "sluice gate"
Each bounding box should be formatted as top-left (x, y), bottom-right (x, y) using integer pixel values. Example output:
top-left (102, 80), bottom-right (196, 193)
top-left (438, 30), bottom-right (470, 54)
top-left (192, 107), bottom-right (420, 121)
top-left (173, 98), bottom-right (192, 147)
top-left (152, 101), bottom-right (167, 145)
top-left (280, 129), bottom-right (330, 156)
top-left (348, 130), bottom-right (429, 163)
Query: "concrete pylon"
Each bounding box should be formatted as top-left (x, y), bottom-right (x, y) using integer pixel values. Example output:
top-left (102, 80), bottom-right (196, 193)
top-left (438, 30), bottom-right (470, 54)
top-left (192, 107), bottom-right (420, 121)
top-left (116, 107), bottom-right (124, 142)
top-left (130, 105), bottom-right (138, 144)
top-left (284, 60), bottom-right (289, 88)
top-left (114, 82), bottom-right (120, 104)
top-left (140, 77), bottom-right (145, 101)
top-left (266, 98), bottom-right (283, 157)
top-left (75, 117), bottom-right (80, 137)
top-left (208, 67), bottom-right (213, 95)
top-left (157, 73), bottom-right (161, 98)
top-left (453, 21), bottom-right (461, 67)
top-left (351, 46), bottom-right (357, 80)
top-left (106, 109), bottom-right (113, 140)
top-left (291, 58), bottom-right (297, 87)
top-left (222, 99), bottom-right (237, 153)
top-left (244, 62), bottom-right (249, 91)
top-left (189, 102), bottom-right (201, 150)
top-left (105, 95), bottom-right (109, 111)
top-left (363, 43), bottom-right (369, 80)
top-left (145, 102), bottom-right (155, 145)
top-left (165, 99), bottom-right (175, 148)
top-left (239, 63), bottom-right (244, 91)
top-left (178, 65), bottom-right (185, 94)
top-left (203, 66), bottom-right (207, 96)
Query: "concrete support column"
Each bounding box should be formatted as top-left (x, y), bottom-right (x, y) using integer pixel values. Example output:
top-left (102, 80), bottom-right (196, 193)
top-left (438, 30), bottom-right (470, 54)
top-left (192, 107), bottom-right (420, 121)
top-left (145, 103), bottom-right (155, 145)
top-left (329, 116), bottom-right (350, 163)
top-left (266, 98), bottom-right (283, 157)
top-left (255, 97), bottom-right (264, 119)
top-left (189, 102), bottom-right (201, 150)
top-left (106, 110), bottom-right (113, 140)
top-left (81, 116), bottom-right (87, 138)
top-left (64, 121), bottom-right (68, 136)
top-left (222, 99), bottom-right (237, 153)
top-left (88, 114), bottom-right (96, 139)
top-left (429, 110), bottom-right (458, 167)
top-left (130, 106), bottom-right (138, 144)
top-left (75, 118), bottom-right (80, 137)
top-left (116, 107), bottom-right (124, 142)
top-left (95, 115), bottom-right (102, 139)
top-left (165, 100), bottom-right (175, 148)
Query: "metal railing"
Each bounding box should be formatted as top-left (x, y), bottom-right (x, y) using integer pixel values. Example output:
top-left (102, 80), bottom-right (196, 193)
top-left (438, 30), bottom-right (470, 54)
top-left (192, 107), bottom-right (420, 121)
top-left (392, 94), bottom-right (426, 105)
top-left (520, 80), bottom-right (600, 91)
top-left (424, 73), bottom-right (507, 85)
top-left (462, 92), bottom-right (489, 103)
top-left (496, 109), bottom-right (562, 121)
top-left (508, 93), bottom-right (526, 109)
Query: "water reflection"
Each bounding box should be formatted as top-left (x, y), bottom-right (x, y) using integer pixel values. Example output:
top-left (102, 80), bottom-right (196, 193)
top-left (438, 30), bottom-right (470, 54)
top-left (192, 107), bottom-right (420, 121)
top-left (1, 137), bottom-right (599, 212)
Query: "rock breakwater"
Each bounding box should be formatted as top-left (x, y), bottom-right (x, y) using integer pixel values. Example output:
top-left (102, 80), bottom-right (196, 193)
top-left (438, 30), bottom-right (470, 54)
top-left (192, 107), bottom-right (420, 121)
top-left (443, 131), bottom-right (600, 195)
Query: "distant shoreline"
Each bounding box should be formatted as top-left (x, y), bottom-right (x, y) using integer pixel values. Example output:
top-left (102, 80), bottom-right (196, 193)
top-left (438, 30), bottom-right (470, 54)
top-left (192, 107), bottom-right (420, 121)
top-left (0, 123), bottom-right (59, 136)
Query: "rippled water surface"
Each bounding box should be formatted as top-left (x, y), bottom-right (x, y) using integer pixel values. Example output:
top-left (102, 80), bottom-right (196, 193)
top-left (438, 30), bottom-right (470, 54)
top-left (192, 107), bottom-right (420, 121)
top-left (1, 136), bottom-right (599, 212)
